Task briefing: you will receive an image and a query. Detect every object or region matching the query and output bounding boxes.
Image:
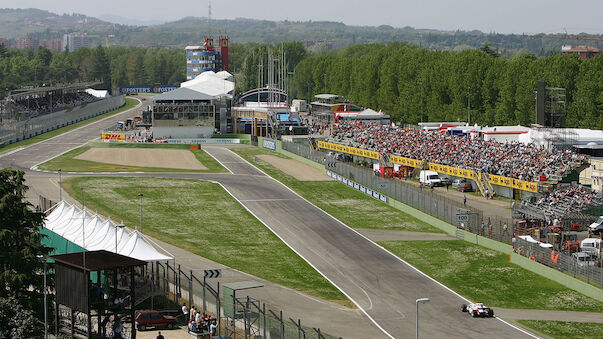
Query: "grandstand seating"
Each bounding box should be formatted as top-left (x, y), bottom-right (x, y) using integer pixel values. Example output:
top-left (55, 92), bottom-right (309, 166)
top-left (327, 121), bottom-right (588, 183)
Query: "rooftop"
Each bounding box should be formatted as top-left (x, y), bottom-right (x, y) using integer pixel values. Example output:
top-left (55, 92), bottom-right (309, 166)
top-left (51, 250), bottom-right (147, 271)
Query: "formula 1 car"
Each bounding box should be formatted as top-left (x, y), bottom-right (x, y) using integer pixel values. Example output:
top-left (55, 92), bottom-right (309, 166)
top-left (461, 302), bottom-right (494, 318)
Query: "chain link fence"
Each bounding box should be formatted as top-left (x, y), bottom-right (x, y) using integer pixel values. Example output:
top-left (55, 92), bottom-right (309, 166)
top-left (0, 95), bottom-right (125, 146)
top-left (514, 237), bottom-right (603, 288)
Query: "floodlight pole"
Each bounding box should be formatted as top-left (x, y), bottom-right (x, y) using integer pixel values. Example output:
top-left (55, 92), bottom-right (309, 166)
top-left (43, 258), bottom-right (47, 339)
top-left (138, 193), bottom-right (144, 233)
top-left (416, 298), bottom-right (430, 339)
top-left (115, 223), bottom-right (125, 254)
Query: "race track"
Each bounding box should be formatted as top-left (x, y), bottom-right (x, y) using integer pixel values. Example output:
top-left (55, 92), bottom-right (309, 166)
top-left (0, 101), bottom-right (536, 338)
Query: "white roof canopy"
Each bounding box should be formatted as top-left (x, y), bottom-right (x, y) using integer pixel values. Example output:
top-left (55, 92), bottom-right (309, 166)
top-left (45, 201), bottom-right (173, 262)
top-left (180, 71), bottom-right (235, 98)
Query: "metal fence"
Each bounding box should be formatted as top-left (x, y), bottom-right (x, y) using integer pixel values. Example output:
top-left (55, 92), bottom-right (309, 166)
top-left (0, 95), bottom-right (125, 146)
top-left (282, 141), bottom-right (516, 244)
top-left (155, 261), bottom-right (340, 339)
top-left (514, 237), bottom-right (603, 288)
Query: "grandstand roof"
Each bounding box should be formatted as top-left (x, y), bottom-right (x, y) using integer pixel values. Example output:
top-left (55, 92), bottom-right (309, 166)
top-left (153, 87), bottom-right (214, 101)
top-left (8, 81), bottom-right (102, 99)
top-left (180, 71), bottom-right (234, 98)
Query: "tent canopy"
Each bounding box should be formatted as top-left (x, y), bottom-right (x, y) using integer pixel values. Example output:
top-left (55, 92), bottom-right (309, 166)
top-left (44, 201), bottom-right (173, 262)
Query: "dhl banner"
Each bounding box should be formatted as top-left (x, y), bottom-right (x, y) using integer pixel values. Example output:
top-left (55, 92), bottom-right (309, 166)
top-left (101, 133), bottom-right (126, 141)
top-left (317, 141), bottom-right (379, 160)
top-left (428, 163), bottom-right (476, 180)
top-left (390, 155), bottom-right (424, 168)
top-left (487, 174), bottom-right (538, 193)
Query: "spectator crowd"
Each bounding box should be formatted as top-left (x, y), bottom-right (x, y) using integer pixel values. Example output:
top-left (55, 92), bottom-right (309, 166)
top-left (328, 121), bottom-right (587, 182)
top-left (12, 91), bottom-right (99, 115)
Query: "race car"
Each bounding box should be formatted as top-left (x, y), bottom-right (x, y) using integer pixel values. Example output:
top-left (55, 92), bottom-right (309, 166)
top-left (461, 302), bottom-right (494, 318)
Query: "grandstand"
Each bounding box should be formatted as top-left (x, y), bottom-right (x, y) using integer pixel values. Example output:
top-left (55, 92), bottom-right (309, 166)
top-left (4, 82), bottom-right (102, 120)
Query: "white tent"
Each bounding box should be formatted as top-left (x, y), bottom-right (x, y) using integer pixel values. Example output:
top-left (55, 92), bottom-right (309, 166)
top-left (44, 201), bottom-right (173, 262)
top-left (180, 71), bottom-right (235, 98)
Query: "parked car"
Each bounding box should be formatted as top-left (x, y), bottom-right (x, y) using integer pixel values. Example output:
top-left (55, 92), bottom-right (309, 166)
top-left (590, 216), bottom-right (603, 235)
top-left (457, 182), bottom-right (473, 192)
top-left (440, 177), bottom-right (452, 186)
top-left (452, 178), bottom-right (467, 189)
top-left (461, 302), bottom-right (494, 318)
top-left (135, 310), bottom-right (177, 331)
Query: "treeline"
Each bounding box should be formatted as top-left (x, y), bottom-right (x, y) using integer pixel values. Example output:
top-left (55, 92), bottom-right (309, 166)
top-left (293, 43), bottom-right (602, 129)
top-left (0, 45), bottom-right (185, 97)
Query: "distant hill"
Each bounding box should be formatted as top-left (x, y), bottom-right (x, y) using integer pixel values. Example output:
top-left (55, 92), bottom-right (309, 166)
top-left (0, 8), bottom-right (600, 55)
top-left (0, 8), bottom-right (120, 39)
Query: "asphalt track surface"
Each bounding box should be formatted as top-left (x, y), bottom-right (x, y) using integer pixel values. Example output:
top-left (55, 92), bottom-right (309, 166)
top-left (0, 100), bottom-right (536, 339)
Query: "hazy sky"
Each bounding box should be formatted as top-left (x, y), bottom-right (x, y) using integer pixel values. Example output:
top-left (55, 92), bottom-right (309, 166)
top-left (4, 0), bottom-right (603, 34)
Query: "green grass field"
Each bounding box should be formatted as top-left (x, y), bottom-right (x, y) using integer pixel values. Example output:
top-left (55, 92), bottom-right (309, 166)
top-left (38, 144), bottom-right (227, 173)
top-left (62, 176), bottom-right (350, 306)
top-left (517, 320), bottom-right (603, 339)
top-left (0, 97), bottom-right (138, 154)
top-left (379, 240), bottom-right (603, 312)
top-left (232, 147), bottom-right (441, 233)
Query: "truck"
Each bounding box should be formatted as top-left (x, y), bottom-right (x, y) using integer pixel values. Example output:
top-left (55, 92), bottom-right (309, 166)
top-left (545, 232), bottom-right (580, 253)
top-left (580, 238), bottom-right (602, 258)
top-left (419, 170), bottom-right (443, 187)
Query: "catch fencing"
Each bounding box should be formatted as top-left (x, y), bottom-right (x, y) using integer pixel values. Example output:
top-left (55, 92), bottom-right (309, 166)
top-left (155, 261), bottom-right (340, 339)
top-left (282, 141), bottom-right (516, 244)
top-left (514, 237), bottom-right (603, 288)
top-left (0, 95), bottom-right (125, 146)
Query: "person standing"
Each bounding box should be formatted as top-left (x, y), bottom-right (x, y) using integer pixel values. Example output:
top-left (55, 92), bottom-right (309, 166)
top-left (157, 331), bottom-right (165, 339)
top-left (182, 303), bottom-right (188, 324)
top-left (463, 195), bottom-right (467, 207)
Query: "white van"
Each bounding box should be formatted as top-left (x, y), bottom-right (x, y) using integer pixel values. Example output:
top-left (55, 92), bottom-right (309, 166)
top-left (580, 238), bottom-right (601, 257)
top-left (419, 170), bottom-right (443, 187)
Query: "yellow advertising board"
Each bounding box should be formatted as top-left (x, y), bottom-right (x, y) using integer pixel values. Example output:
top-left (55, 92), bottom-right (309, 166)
top-left (428, 163), bottom-right (476, 180)
top-left (101, 133), bottom-right (126, 141)
top-left (317, 141), bottom-right (379, 160)
top-left (487, 174), bottom-right (538, 193)
top-left (390, 155), bottom-right (424, 168)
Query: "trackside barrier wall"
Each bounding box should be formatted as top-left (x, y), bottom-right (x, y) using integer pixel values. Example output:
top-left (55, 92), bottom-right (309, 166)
top-left (0, 95), bottom-right (126, 146)
top-left (278, 141), bottom-right (603, 302)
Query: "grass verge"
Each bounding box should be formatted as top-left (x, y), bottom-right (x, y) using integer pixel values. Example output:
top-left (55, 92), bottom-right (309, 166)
top-left (37, 144), bottom-right (226, 173)
top-left (516, 320), bottom-right (603, 339)
top-left (0, 97), bottom-right (138, 154)
top-left (232, 147), bottom-right (441, 233)
top-left (62, 176), bottom-right (350, 306)
top-left (379, 240), bottom-right (603, 312)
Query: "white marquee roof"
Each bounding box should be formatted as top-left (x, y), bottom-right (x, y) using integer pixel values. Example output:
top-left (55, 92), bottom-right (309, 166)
top-left (180, 71), bottom-right (235, 98)
top-left (45, 201), bottom-right (173, 262)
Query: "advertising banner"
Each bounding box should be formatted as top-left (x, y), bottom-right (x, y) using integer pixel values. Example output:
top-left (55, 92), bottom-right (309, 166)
top-left (390, 155), bottom-right (424, 168)
top-left (428, 163), bottom-right (476, 180)
top-left (101, 133), bottom-right (126, 141)
top-left (327, 170), bottom-right (387, 203)
top-left (262, 138), bottom-right (277, 151)
top-left (317, 141), bottom-right (379, 160)
top-left (488, 174), bottom-right (538, 193)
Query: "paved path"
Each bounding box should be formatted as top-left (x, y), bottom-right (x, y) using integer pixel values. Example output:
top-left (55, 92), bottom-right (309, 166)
top-left (355, 228), bottom-right (457, 242)
top-left (0, 105), bottom-right (538, 338)
top-left (495, 308), bottom-right (603, 323)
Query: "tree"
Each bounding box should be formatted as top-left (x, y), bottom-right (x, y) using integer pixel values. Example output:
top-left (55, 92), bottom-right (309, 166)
top-left (0, 169), bottom-right (51, 321)
top-left (0, 295), bottom-right (41, 338)
top-left (90, 46), bottom-right (111, 91)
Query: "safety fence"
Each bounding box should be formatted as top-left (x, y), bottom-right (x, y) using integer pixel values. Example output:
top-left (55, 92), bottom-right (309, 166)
top-left (0, 95), bottom-right (125, 146)
top-left (154, 261), bottom-right (340, 339)
top-left (514, 237), bottom-right (603, 288)
top-left (282, 141), bottom-right (516, 244)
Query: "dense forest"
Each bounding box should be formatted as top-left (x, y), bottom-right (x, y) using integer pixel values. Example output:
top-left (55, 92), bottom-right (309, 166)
top-left (293, 43), bottom-right (602, 129)
top-left (1, 41), bottom-right (601, 129)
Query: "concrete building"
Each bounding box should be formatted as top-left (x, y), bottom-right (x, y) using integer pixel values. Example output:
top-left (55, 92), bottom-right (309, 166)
top-left (16, 37), bottom-right (38, 49)
top-left (0, 38), bottom-right (11, 48)
top-left (580, 157), bottom-right (603, 192)
top-left (562, 45), bottom-right (600, 59)
top-left (186, 36), bottom-right (229, 80)
top-left (63, 33), bottom-right (91, 52)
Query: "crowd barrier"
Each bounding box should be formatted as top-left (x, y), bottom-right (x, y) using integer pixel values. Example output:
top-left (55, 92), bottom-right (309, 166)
top-left (0, 95), bottom-right (126, 146)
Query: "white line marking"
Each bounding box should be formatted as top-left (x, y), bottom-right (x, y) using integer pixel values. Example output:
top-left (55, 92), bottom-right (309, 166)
top-left (202, 147), bottom-right (233, 174)
top-left (225, 148), bottom-right (539, 339)
top-left (0, 147), bottom-right (24, 158)
top-left (239, 198), bottom-right (301, 202)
